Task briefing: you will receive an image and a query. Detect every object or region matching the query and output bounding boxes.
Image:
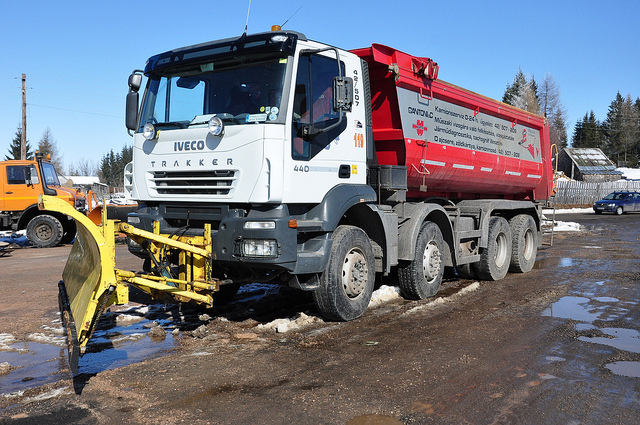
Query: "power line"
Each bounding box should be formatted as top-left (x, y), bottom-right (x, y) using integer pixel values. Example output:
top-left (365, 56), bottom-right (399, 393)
top-left (27, 103), bottom-right (122, 119)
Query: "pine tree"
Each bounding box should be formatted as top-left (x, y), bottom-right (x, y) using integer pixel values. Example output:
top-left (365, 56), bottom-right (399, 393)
top-left (602, 92), bottom-right (625, 164)
top-left (99, 145), bottom-right (133, 187)
top-left (503, 69), bottom-right (540, 114)
top-left (38, 127), bottom-right (64, 172)
top-left (572, 111), bottom-right (603, 149)
top-left (5, 125), bottom-right (33, 160)
top-left (619, 94), bottom-right (639, 167)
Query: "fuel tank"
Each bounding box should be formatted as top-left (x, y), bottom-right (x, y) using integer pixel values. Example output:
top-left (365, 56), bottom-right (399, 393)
top-left (352, 44), bottom-right (553, 201)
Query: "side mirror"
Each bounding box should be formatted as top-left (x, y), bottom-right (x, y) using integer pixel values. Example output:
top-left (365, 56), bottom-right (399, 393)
top-left (128, 72), bottom-right (142, 92)
top-left (333, 76), bottom-right (353, 113)
top-left (126, 91), bottom-right (139, 131)
top-left (24, 166), bottom-right (39, 185)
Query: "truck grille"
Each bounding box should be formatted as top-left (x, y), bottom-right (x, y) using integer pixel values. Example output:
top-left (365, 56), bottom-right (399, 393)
top-left (150, 170), bottom-right (236, 195)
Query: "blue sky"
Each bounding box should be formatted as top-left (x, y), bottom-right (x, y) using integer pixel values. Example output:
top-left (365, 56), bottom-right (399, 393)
top-left (1, 0), bottom-right (638, 173)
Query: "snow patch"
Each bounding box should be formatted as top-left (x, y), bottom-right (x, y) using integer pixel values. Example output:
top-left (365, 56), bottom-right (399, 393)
top-left (553, 221), bottom-right (581, 232)
top-left (256, 312), bottom-right (324, 333)
top-left (403, 282), bottom-right (480, 316)
top-left (368, 285), bottom-right (402, 308)
top-left (22, 387), bottom-right (73, 403)
top-left (115, 314), bottom-right (145, 326)
top-left (27, 333), bottom-right (65, 347)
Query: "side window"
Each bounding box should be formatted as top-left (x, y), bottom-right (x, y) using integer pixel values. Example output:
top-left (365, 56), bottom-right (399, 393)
top-left (7, 166), bottom-right (26, 185)
top-left (292, 53), bottom-right (346, 161)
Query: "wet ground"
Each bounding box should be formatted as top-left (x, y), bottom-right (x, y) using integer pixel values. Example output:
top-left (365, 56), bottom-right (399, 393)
top-left (1, 211), bottom-right (639, 424)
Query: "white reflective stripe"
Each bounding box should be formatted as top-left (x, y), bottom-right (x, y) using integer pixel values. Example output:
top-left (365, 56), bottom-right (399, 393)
top-left (480, 167), bottom-right (493, 172)
top-left (310, 167), bottom-right (339, 172)
top-left (505, 171), bottom-right (521, 176)
top-left (421, 159), bottom-right (445, 167)
top-left (452, 164), bottom-right (474, 170)
top-left (527, 174), bottom-right (542, 179)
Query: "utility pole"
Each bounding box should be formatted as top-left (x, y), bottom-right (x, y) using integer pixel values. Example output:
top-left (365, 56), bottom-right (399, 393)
top-left (21, 73), bottom-right (27, 160)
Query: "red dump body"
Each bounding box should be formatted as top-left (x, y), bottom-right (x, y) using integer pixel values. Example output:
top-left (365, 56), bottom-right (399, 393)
top-left (352, 44), bottom-right (553, 202)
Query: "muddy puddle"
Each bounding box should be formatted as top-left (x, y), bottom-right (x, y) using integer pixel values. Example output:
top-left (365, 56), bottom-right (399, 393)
top-left (542, 279), bottom-right (640, 378)
top-left (0, 282), bottom-right (317, 400)
top-left (0, 305), bottom-right (179, 398)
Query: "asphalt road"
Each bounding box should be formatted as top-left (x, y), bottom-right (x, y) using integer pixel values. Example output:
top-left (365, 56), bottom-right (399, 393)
top-left (1, 211), bottom-right (639, 424)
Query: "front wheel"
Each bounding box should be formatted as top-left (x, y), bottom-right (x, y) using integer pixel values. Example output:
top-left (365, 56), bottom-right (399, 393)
top-left (398, 222), bottom-right (445, 300)
top-left (473, 216), bottom-right (512, 281)
top-left (616, 206), bottom-right (623, 215)
top-left (26, 214), bottom-right (64, 248)
top-left (313, 226), bottom-right (375, 321)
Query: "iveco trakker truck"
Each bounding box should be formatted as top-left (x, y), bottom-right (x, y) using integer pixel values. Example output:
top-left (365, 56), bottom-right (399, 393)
top-left (40, 29), bottom-right (552, 371)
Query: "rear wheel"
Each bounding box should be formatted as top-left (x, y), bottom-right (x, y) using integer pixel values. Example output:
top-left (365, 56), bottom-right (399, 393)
top-left (398, 222), bottom-right (445, 299)
top-left (473, 216), bottom-right (512, 281)
top-left (313, 226), bottom-right (375, 321)
top-left (26, 214), bottom-right (64, 248)
top-left (509, 214), bottom-right (537, 273)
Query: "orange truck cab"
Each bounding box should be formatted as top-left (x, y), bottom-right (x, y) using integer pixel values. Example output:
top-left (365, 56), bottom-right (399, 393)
top-left (0, 153), bottom-right (86, 247)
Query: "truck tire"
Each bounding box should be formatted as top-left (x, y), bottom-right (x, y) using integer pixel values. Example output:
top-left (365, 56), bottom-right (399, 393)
top-left (60, 221), bottom-right (77, 245)
top-left (473, 216), bottom-right (512, 281)
top-left (398, 222), bottom-right (444, 300)
top-left (313, 225), bottom-right (375, 321)
top-left (509, 214), bottom-right (537, 273)
top-left (26, 214), bottom-right (64, 248)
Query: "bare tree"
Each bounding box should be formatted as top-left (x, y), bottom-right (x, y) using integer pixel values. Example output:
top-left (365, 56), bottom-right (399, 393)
top-left (539, 73), bottom-right (568, 148)
top-left (67, 158), bottom-right (98, 176)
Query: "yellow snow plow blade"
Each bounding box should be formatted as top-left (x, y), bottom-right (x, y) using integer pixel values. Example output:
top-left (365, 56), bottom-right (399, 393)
top-left (38, 195), bottom-right (215, 373)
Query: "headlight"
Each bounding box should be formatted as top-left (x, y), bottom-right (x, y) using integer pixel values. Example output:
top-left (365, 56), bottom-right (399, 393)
top-left (208, 116), bottom-right (224, 136)
top-left (143, 122), bottom-right (157, 141)
top-left (241, 239), bottom-right (278, 258)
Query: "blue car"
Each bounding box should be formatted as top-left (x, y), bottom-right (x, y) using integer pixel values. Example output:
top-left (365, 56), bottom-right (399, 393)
top-left (593, 191), bottom-right (640, 215)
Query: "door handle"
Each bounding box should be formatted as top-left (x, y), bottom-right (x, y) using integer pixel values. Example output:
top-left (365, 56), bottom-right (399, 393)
top-left (5, 191), bottom-right (13, 194)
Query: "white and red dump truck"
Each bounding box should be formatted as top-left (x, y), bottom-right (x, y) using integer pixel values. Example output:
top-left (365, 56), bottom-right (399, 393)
top-left (40, 29), bottom-right (552, 371)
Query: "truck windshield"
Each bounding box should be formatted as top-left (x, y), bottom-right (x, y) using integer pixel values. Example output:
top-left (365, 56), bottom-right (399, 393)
top-left (139, 57), bottom-right (289, 131)
top-left (41, 162), bottom-right (61, 186)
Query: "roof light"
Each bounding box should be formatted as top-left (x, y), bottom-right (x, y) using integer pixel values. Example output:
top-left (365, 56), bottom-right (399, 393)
top-left (271, 35), bottom-right (288, 43)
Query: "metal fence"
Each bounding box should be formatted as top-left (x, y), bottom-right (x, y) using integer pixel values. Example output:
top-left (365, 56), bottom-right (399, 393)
top-left (553, 180), bottom-right (640, 206)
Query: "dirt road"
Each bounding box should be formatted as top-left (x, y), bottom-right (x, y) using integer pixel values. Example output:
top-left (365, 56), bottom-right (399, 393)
top-left (1, 212), bottom-right (639, 424)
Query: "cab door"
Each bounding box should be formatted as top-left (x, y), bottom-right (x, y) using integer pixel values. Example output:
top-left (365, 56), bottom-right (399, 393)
top-left (2, 164), bottom-right (41, 212)
top-left (0, 164), bottom-right (5, 211)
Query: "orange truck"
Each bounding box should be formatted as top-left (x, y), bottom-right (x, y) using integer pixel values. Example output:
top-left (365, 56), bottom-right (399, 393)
top-left (0, 153), bottom-right (86, 247)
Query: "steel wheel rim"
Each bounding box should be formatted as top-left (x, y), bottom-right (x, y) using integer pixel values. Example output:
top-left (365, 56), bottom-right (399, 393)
top-left (523, 228), bottom-right (535, 261)
top-left (422, 241), bottom-right (442, 283)
top-left (342, 248), bottom-right (368, 299)
top-left (36, 223), bottom-right (53, 241)
top-left (495, 233), bottom-right (508, 268)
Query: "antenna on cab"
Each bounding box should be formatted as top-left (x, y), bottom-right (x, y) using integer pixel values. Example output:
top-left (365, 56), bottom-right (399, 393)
top-left (243, 0), bottom-right (252, 36)
top-left (280, 5), bottom-right (302, 29)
